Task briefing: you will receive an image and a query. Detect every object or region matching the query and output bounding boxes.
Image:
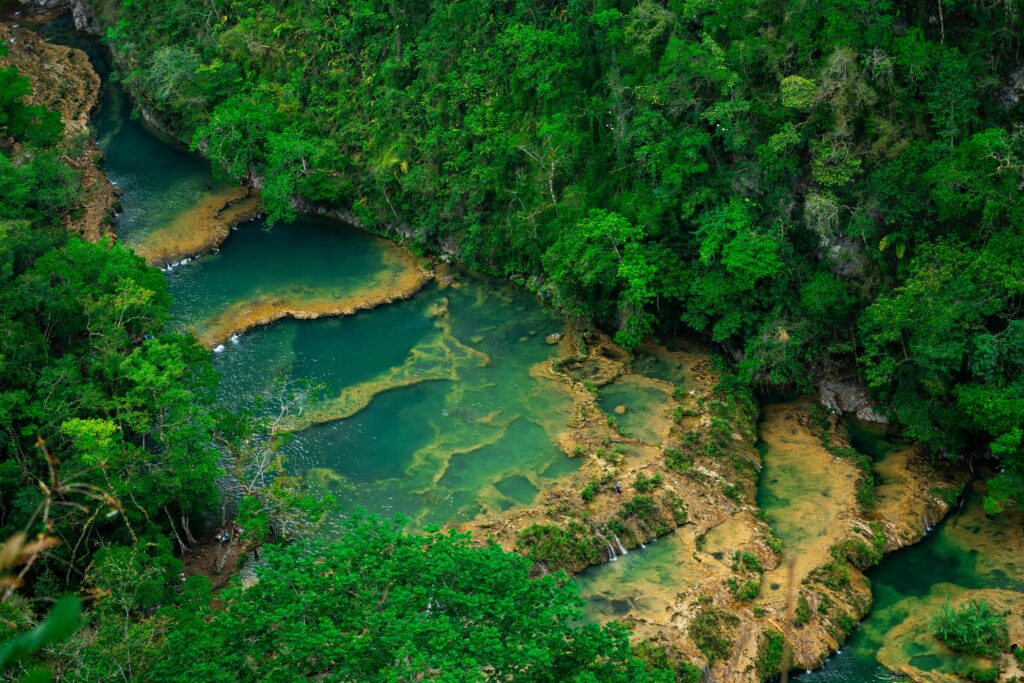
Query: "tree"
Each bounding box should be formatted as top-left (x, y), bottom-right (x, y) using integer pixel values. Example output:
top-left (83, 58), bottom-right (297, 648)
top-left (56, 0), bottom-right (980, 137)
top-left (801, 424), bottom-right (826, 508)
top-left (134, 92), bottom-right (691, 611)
top-left (543, 210), bottom-right (657, 347)
top-left (149, 514), bottom-right (672, 682)
top-left (861, 237), bottom-right (1024, 511)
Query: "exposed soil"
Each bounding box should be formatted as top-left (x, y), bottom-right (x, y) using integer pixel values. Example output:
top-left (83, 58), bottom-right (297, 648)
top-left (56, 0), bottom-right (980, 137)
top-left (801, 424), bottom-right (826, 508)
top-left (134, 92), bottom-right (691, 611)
top-left (182, 531), bottom-right (251, 591)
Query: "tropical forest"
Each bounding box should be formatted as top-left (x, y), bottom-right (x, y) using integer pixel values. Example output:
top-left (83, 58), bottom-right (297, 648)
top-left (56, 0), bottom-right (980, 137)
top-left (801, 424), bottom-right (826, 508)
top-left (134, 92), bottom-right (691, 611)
top-left (0, 0), bottom-right (1021, 681)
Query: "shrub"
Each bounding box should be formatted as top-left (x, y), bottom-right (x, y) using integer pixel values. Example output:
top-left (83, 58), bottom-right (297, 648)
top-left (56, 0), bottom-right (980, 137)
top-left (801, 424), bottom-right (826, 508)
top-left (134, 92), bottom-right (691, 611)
top-left (632, 641), bottom-right (702, 683)
top-left (633, 473), bottom-right (662, 493)
top-left (817, 560), bottom-right (849, 589)
top-left (930, 599), bottom-right (1009, 657)
top-left (581, 472), bottom-right (614, 503)
top-left (755, 629), bottom-right (787, 682)
top-left (832, 538), bottom-right (881, 570)
top-left (619, 494), bottom-right (661, 526)
top-left (515, 521), bottom-right (604, 571)
top-left (688, 607), bottom-right (739, 663)
top-left (732, 550), bottom-right (763, 574)
top-left (664, 492), bottom-right (688, 525)
top-left (795, 592), bottom-right (811, 626)
top-left (727, 577), bottom-right (761, 602)
top-left (664, 447), bottom-right (692, 472)
top-left (958, 666), bottom-right (999, 682)
top-left (723, 484), bottom-right (745, 503)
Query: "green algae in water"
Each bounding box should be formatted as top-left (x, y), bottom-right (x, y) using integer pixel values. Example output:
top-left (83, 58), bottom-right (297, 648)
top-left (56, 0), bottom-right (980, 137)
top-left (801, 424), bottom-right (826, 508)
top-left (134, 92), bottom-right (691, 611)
top-left (493, 475), bottom-right (541, 509)
top-left (165, 217), bottom-right (402, 334)
top-left (575, 529), bottom-right (704, 624)
top-left (756, 438), bottom-right (842, 553)
top-left (215, 271), bottom-right (580, 531)
top-left (756, 402), bottom-right (860, 596)
top-left (598, 378), bottom-right (671, 444)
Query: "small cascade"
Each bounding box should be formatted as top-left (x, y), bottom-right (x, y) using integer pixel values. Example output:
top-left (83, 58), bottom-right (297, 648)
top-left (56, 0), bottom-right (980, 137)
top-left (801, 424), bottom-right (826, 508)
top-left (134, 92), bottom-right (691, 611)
top-left (613, 535), bottom-right (628, 556)
top-left (639, 540), bottom-right (647, 550)
top-left (595, 531), bottom-right (617, 561)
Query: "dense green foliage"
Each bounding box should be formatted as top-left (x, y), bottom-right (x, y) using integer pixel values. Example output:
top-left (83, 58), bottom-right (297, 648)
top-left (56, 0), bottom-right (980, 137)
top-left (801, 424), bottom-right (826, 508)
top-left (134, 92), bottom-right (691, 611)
top-left (0, 51), bottom-right (228, 681)
top-left (754, 628), bottom-right (787, 682)
top-left (92, 0), bottom-right (1024, 509)
top-left (930, 598), bottom-right (1010, 657)
top-left (0, 46), bottom-right (681, 682)
top-left (150, 514), bottom-right (672, 682)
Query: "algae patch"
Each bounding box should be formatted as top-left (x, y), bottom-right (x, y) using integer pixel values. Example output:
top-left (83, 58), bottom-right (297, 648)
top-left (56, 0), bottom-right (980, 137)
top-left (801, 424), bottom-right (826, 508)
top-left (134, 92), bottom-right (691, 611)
top-left (132, 187), bottom-right (261, 266)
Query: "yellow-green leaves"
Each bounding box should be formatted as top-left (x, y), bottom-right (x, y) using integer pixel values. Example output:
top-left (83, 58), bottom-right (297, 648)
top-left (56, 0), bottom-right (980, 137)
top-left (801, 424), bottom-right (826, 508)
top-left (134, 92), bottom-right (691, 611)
top-left (60, 419), bottom-right (120, 467)
top-left (780, 75), bottom-right (818, 111)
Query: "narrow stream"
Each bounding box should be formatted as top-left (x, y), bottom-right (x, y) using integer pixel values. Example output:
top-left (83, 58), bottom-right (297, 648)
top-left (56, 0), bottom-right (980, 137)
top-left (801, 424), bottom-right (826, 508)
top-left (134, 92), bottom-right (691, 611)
top-left (794, 422), bottom-right (1023, 682)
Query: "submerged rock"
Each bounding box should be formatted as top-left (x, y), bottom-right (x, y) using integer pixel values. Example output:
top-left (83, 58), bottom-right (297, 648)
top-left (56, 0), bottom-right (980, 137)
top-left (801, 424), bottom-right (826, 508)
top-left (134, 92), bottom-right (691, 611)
top-left (545, 332), bottom-right (563, 345)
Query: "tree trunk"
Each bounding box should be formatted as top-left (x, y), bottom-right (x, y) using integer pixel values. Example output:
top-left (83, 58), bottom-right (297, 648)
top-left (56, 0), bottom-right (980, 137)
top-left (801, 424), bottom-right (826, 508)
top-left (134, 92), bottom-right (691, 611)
top-left (181, 513), bottom-right (198, 546)
top-left (164, 507), bottom-right (190, 554)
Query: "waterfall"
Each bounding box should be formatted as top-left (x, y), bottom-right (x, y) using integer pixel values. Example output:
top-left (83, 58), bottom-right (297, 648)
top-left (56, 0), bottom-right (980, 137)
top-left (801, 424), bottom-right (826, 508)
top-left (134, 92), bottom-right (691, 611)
top-left (595, 531), bottom-right (617, 561)
top-left (639, 540), bottom-right (647, 550)
top-left (613, 535), bottom-right (628, 556)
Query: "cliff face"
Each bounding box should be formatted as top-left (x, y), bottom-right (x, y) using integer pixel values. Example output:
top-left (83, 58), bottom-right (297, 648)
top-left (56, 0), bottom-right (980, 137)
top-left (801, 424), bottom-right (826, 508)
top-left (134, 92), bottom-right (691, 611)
top-left (0, 17), bottom-right (116, 240)
top-left (15, 0), bottom-right (98, 31)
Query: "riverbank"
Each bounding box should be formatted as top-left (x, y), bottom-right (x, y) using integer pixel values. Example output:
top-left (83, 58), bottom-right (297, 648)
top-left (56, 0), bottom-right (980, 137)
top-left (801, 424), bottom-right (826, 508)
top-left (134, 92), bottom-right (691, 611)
top-left (0, 16), bottom-right (115, 240)
top-left (460, 338), bottom-right (967, 680)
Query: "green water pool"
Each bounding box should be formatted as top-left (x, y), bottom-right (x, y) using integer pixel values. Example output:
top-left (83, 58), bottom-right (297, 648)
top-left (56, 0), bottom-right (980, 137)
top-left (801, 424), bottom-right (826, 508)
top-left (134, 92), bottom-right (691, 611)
top-left (163, 216), bottom-right (404, 334)
top-left (791, 421), bottom-right (1022, 682)
top-left (245, 274), bottom-right (579, 530)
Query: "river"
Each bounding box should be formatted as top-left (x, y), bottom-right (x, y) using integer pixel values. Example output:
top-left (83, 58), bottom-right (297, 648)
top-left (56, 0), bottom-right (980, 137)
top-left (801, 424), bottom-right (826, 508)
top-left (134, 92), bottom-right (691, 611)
top-left (32, 10), bottom-right (1023, 682)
